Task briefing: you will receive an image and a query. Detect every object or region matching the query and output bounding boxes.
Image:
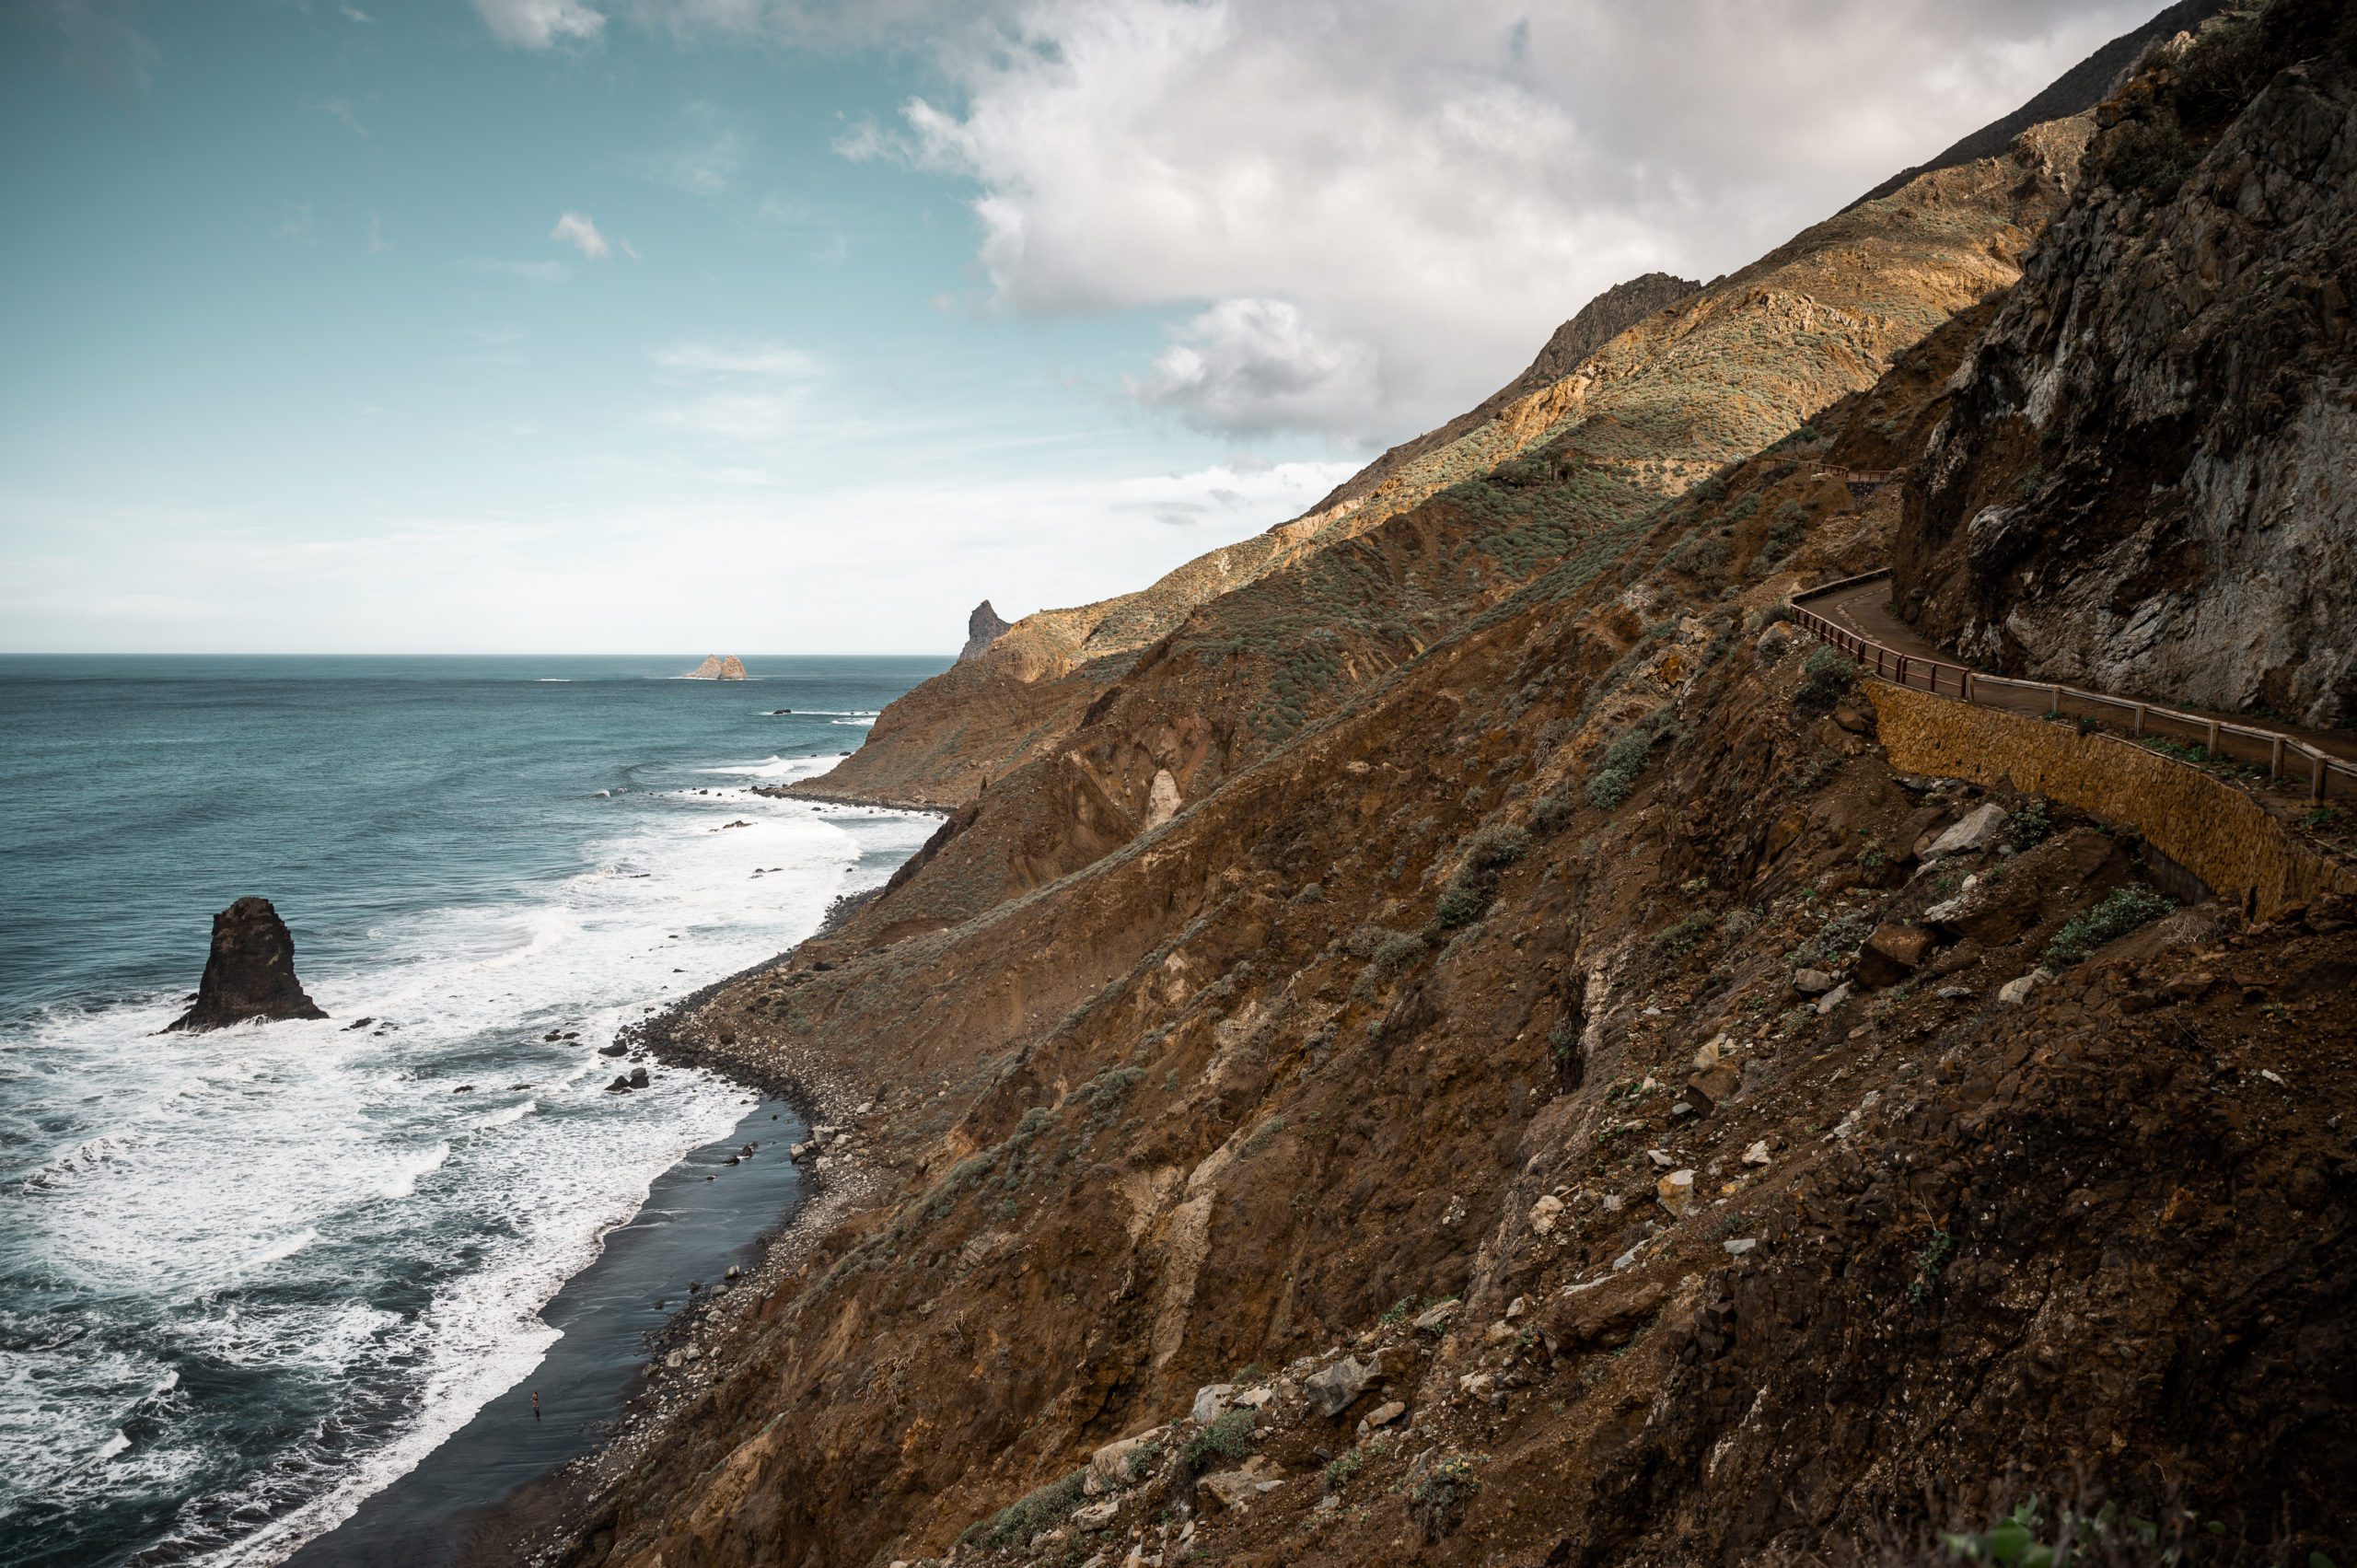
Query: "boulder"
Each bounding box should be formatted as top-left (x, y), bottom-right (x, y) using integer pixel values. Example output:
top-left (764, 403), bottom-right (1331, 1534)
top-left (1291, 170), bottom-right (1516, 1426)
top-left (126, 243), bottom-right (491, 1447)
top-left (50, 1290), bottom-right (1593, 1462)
top-left (1197, 1457), bottom-right (1283, 1515)
top-left (629, 1066), bottom-right (650, 1087)
top-left (1304, 1354), bottom-right (1378, 1417)
top-left (1917, 802), bottom-right (2007, 860)
top-left (1655, 1168), bottom-right (1697, 1215)
top-left (1090, 1433), bottom-right (1156, 1488)
top-left (1684, 1061), bottom-right (1743, 1111)
top-left (1190, 1384), bottom-right (1235, 1424)
top-left (1792, 967), bottom-right (1840, 995)
top-left (1854, 923), bottom-right (1934, 988)
top-left (1998, 969), bottom-right (2052, 1005)
top-left (167, 897), bottom-right (327, 1031)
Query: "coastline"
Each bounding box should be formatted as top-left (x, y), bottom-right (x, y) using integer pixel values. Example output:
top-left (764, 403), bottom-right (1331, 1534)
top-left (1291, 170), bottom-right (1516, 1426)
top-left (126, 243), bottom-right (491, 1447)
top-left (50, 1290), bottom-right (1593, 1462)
top-left (447, 883), bottom-right (920, 1566)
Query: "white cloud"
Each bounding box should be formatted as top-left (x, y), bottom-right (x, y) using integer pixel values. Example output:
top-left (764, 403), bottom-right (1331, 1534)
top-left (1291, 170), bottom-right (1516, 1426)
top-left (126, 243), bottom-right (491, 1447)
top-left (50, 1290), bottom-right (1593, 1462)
top-left (1126, 297), bottom-right (1383, 442)
top-left (273, 201), bottom-right (316, 245)
top-left (652, 341), bottom-right (824, 378)
top-left (313, 96), bottom-right (367, 137)
top-left (638, 102), bottom-right (746, 195)
top-left (846, 0), bottom-right (2150, 441)
top-left (366, 212), bottom-right (389, 254)
top-left (550, 210), bottom-right (611, 260)
top-left (471, 0), bottom-right (605, 48)
top-left (342, 5), bottom-right (376, 22)
top-left (459, 257), bottom-right (570, 284)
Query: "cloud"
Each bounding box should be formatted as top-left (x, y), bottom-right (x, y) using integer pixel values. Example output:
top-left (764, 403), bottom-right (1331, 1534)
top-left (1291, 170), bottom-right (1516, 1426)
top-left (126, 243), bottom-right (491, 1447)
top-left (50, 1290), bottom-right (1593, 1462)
top-left (459, 257), bottom-right (571, 284)
top-left (646, 338), bottom-right (825, 447)
top-left (637, 102), bottom-right (746, 195)
top-left (367, 212), bottom-right (389, 254)
top-left (1125, 297), bottom-right (1384, 441)
top-left (847, 0), bottom-right (2150, 441)
top-left (471, 0), bottom-right (605, 48)
top-left (342, 4), bottom-right (376, 22)
top-left (550, 211), bottom-right (611, 260)
top-left (652, 341), bottom-right (824, 378)
top-left (53, 0), bottom-right (158, 100)
top-left (313, 97), bottom-right (367, 137)
top-left (273, 202), bottom-right (317, 245)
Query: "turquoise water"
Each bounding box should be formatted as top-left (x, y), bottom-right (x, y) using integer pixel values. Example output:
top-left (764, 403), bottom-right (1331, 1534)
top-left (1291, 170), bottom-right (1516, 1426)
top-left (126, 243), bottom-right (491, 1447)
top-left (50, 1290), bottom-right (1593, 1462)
top-left (0, 656), bottom-right (943, 1567)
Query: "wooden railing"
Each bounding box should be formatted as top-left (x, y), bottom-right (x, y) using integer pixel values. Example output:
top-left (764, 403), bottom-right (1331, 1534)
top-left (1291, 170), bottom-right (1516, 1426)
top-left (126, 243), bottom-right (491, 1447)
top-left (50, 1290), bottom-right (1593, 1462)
top-left (1791, 568), bottom-right (2351, 804)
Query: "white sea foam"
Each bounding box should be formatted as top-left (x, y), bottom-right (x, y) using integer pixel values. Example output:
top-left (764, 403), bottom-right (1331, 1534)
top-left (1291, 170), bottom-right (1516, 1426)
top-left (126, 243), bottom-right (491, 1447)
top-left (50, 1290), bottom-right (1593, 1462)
top-left (0, 755), bottom-right (940, 1565)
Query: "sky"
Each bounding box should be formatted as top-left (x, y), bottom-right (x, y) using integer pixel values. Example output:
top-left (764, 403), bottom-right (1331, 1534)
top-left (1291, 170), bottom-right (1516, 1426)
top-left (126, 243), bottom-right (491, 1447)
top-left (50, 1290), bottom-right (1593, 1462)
top-left (0, 0), bottom-right (2160, 655)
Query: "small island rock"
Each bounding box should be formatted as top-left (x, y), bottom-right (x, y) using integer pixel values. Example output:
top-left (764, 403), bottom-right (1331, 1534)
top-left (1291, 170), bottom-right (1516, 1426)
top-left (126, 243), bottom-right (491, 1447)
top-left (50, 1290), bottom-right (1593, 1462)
top-left (168, 897), bottom-right (327, 1031)
top-left (685, 655), bottom-right (749, 680)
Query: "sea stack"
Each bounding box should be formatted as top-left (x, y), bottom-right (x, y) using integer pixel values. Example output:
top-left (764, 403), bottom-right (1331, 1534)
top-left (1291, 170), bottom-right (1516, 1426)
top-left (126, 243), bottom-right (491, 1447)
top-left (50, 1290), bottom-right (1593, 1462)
top-left (958, 600), bottom-right (1012, 663)
top-left (168, 897), bottom-right (327, 1031)
top-left (686, 655), bottom-right (749, 680)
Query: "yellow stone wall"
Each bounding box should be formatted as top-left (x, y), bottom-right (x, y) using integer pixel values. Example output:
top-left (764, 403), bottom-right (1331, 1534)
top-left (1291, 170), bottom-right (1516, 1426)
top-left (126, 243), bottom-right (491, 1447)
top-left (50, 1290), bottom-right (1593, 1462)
top-left (1867, 681), bottom-right (2355, 922)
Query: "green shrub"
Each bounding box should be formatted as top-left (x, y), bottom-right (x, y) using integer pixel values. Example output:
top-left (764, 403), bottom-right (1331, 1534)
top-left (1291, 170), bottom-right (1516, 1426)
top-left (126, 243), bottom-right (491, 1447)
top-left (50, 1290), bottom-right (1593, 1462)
top-left (1462, 823), bottom-right (1530, 869)
top-left (1368, 932), bottom-right (1428, 982)
top-left (1411, 1454), bottom-right (1480, 1541)
top-left (2010, 800), bottom-right (2051, 847)
top-left (1587, 714), bottom-right (1671, 810)
top-left (2044, 887), bottom-right (2173, 966)
top-left (1324, 1448), bottom-right (1364, 1493)
top-left (1650, 909), bottom-right (1718, 964)
top-left (1185, 1409), bottom-right (1257, 1471)
top-left (967, 1468), bottom-right (1090, 1550)
top-left (1530, 794), bottom-right (1573, 832)
top-left (1548, 1016), bottom-right (1581, 1072)
top-left (1794, 646), bottom-right (1858, 711)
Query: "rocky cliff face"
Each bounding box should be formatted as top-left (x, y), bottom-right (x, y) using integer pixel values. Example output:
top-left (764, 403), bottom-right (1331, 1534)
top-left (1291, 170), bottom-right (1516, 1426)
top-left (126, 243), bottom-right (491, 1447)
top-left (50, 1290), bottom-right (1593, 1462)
top-left (958, 601), bottom-right (1014, 664)
top-left (1897, 4), bottom-right (2357, 727)
top-left (167, 897), bottom-right (326, 1031)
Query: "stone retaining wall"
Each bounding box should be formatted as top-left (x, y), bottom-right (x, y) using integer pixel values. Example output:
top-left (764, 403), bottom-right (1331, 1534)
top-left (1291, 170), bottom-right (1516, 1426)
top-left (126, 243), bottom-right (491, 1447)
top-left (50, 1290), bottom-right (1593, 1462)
top-left (1868, 681), bottom-right (2355, 922)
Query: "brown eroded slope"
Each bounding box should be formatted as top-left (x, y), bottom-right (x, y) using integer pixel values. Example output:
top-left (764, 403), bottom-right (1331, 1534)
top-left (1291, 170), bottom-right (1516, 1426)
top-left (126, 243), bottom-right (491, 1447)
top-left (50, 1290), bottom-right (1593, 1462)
top-left (532, 265), bottom-right (2357, 1568)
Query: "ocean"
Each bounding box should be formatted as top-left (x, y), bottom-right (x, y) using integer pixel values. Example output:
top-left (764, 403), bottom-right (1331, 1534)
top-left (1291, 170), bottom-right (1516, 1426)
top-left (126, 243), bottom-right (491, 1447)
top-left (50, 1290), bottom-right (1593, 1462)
top-left (0, 655), bottom-right (945, 1567)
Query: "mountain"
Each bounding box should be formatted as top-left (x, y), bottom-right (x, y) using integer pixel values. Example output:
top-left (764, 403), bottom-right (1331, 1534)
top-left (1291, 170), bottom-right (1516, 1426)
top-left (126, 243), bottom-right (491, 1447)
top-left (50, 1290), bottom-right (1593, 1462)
top-left (514, 7), bottom-right (2357, 1567)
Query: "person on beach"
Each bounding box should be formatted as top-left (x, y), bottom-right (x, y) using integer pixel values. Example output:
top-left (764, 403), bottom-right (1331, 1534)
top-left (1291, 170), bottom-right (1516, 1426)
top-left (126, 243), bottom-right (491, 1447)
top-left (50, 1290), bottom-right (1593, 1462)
top-left (532, 1390), bottom-right (540, 1421)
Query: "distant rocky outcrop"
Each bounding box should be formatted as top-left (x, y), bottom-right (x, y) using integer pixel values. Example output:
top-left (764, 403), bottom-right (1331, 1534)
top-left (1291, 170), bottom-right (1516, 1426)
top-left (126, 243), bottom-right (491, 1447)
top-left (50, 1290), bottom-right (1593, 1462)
top-left (958, 601), bottom-right (1013, 664)
top-left (167, 897), bottom-right (326, 1031)
top-left (686, 655), bottom-right (749, 680)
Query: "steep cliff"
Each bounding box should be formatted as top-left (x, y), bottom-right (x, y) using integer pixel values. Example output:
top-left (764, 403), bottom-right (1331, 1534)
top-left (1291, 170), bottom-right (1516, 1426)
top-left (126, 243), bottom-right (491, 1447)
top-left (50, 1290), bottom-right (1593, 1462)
top-left (1897, 1), bottom-right (2357, 727)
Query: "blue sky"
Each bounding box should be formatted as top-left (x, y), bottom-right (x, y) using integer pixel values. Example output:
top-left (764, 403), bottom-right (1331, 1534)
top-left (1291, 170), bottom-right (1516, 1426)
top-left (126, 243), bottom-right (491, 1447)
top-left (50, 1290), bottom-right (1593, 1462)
top-left (0, 0), bottom-right (2154, 653)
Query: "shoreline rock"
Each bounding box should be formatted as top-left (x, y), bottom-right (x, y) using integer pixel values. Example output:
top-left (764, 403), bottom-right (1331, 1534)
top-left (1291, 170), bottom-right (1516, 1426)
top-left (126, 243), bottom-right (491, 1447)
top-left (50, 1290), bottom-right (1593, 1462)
top-left (166, 897), bottom-right (326, 1032)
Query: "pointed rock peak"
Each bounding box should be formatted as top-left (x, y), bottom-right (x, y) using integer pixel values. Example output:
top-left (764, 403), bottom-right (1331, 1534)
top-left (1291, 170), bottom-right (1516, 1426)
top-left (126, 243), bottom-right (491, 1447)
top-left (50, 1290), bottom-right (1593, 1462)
top-left (959, 600), bottom-right (1014, 664)
top-left (686, 655), bottom-right (748, 679)
top-left (168, 896), bottom-right (327, 1032)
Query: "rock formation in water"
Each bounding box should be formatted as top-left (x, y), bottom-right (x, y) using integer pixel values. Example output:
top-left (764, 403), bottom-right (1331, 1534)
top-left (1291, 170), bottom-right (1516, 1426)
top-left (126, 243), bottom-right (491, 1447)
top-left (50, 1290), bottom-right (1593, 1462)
top-left (958, 600), bottom-right (1014, 664)
top-left (167, 897), bottom-right (327, 1031)
top-left (686, 655), bottom-right (749, 680)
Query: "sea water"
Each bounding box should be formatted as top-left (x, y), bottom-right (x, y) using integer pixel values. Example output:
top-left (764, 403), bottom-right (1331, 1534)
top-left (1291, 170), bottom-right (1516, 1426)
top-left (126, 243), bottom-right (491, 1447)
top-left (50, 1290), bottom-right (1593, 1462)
top-left (0, 656), bottom-right (944, 1567)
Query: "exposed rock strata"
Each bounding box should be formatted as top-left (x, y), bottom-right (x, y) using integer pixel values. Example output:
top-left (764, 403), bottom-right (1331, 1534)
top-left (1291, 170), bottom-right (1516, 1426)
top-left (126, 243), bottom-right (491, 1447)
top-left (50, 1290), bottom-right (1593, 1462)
top-left (167, 896), bottom-right (326, 1030)
top-left (1898, 7), bottom-right (2357, 726)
